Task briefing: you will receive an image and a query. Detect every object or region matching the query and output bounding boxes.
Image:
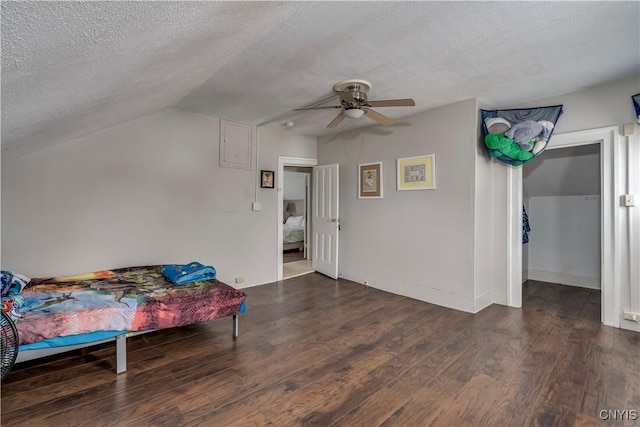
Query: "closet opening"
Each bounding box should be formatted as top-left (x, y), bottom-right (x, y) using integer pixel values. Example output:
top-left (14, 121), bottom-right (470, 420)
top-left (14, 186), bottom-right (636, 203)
top-left (507, 127), bottom-right (620, 326)
top-left (522, 143), bottom-right (602, 316)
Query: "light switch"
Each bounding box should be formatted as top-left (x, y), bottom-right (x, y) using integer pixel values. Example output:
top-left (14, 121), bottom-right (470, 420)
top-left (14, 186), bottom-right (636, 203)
top-left (252, 202), bottom-right (261, 211)
top-left (623, 123), bottom-right (635, 136)
top-left (623, 194), bottom-right (636, 207)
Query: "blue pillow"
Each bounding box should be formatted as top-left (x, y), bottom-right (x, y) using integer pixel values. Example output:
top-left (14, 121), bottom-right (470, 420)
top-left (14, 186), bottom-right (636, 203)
top-left (162, 262), bottom-right (216, 285)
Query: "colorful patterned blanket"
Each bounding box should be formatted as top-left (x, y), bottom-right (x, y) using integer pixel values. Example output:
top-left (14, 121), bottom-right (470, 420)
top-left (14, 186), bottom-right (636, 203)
top-left (16, 265), bottom-right (247, 346)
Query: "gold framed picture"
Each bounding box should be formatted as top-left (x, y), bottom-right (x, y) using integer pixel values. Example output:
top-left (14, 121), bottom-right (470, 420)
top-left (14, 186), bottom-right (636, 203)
top-left (358, 162), bottom-right (383, 199)
top-left (397, 154), bottom-right (436, 190)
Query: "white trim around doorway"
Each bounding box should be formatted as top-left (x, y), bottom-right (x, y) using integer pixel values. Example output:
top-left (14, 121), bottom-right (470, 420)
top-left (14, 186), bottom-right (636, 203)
top-left (507, 126), bottom-right (620, 327)
top-left (277, 156), bottom-right (318, 281)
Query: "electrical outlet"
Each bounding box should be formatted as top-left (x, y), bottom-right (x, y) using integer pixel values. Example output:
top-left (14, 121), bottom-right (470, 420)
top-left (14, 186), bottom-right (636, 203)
top-left (623, 311), bottom-right (640, 321)
top-left (235, 276), bottom-right (245, 284)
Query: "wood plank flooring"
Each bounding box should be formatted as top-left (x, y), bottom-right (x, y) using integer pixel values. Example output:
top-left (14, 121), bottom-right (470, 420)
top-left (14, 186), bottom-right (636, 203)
top-left (283, 249), bottom-right (305, 263)
top-left (2, 276), bottom-right (639, 426)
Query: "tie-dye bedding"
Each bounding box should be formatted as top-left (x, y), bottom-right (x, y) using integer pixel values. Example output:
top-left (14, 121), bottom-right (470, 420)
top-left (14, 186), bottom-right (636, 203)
top-left (16, 265), bottom-right (247, 346)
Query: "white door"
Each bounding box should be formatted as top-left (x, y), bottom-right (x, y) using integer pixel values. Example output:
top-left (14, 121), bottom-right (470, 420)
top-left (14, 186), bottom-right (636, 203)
top-left (312, 164), bottom-right (339, 279)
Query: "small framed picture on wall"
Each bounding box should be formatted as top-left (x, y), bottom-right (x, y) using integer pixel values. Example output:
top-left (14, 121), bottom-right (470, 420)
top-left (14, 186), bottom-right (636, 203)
top-left (397, 154), bottom-right (436, 190)
top-left (358, 162), bottom-right (383, 199)
top-left (261, 170), bottom-right (275, 188)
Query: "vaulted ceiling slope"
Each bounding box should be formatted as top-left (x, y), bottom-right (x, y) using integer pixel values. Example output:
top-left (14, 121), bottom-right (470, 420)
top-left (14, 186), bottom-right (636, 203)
top-left (2, 1), bottom-right (639, 161)
top-left (524, 145), bottom-right (601, 198)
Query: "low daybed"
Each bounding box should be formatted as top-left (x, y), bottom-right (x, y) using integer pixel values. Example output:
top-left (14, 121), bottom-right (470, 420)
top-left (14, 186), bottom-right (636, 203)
top-left (5, 265), bottom-right (247, 374)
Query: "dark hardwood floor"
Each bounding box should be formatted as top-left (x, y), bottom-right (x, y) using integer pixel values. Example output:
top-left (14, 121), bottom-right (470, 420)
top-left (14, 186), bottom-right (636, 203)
top-left (2, 276), bottom-right (639, 426)
top-left (283, 249), bottom-right (305, 263)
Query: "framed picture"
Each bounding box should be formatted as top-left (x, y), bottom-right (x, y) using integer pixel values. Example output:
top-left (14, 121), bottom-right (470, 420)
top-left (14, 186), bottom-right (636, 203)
top-left (358, 162), bottom-right (383, 199)
top-left (396, 154), bottom-right (436, 190)
top-left (261, 170), bottom-right (275, 188)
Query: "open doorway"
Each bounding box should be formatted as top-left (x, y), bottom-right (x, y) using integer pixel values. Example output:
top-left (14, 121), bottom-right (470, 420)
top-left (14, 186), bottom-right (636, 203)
top-left (282, 166), bottom-right (313, 279)
top-left (277, 156), bottom-right (317, 281)
top-left (506, 126), bottom-right (619, 327)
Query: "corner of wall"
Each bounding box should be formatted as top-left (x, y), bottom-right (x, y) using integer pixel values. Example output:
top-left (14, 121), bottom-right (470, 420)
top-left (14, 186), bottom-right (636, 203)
top-left (473, 98), bottom-right (497, 308)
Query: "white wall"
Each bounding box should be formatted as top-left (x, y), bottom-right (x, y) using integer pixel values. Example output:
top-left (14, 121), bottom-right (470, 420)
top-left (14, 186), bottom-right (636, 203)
top-left (317, 98), bottom-right (483, 312)
top-left (512, 76), bottom-right (639, 132)
top-left (473, 102), bottom-right (496, 310)
top-left (523, 145), bottom-right (601, 197)
top-left (283, 171), bottom-right (306, 200)
top-left (523, 145), bottom-right (601, 288)
top-left (1, 108), bottom-right (317, 287)
top-left (527, 195), bottom-right (601, 289)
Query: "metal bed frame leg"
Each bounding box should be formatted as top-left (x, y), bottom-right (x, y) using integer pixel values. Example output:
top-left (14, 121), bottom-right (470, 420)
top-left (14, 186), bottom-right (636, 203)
top-left (233, 314), bottom-right (239, 338)
top-left (116, 334), bottom-right (127, 374)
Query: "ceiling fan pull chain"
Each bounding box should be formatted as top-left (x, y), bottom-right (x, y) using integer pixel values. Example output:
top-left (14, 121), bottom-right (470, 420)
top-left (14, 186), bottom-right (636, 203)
top-left (342, 124), bottom-right (366, 164)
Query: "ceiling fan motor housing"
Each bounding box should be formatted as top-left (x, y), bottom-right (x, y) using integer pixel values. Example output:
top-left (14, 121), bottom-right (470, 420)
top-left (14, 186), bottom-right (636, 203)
top-left (351, 91), bottom-right (368, 104)
top-left (333, 79), bottom-right (372, 93)
top-left (334, 79), bottom-right (372, 108)
top-left (341, 91), bottom-right (368, 109)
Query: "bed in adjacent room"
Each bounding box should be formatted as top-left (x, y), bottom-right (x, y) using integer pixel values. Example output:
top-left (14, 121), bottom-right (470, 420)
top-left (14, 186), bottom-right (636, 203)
top-left (283, 215), bottom-right (305, 251)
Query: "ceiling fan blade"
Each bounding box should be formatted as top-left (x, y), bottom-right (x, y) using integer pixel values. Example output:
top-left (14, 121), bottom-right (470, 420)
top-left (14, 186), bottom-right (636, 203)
top-left (293, 105), bottom-right (342, 111)
top-left (364, 109), bottom-right (394, 126)
top-left (367, 99), bottom-right (415, 107)
top-left (327, 112), bottom-right (346, 128)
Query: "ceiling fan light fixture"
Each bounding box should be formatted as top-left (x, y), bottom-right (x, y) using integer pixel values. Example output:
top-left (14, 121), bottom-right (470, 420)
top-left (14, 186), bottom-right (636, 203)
top-left (344, 108), bottom-right (365, 119)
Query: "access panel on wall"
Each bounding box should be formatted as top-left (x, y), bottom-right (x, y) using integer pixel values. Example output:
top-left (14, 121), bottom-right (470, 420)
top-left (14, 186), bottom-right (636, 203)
top-left (219, 119), bottom-right (253, 170)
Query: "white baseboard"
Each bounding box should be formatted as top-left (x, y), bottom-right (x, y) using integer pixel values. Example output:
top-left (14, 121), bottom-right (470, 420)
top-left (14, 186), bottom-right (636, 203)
top-left (528, 270), bottom-right (600, 290)
top-left (474, 289), bottom-right (493, 313)
top-left (340, 272), bottom-right (476, 313)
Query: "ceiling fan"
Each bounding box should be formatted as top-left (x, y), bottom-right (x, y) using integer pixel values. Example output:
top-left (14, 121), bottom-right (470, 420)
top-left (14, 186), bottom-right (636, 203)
top-left (294, 79), bottom-right (415, 128)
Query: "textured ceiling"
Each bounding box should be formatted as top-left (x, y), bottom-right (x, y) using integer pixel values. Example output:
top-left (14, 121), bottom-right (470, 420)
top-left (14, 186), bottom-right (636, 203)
top-left (2, 1), bottom-right (639, 160)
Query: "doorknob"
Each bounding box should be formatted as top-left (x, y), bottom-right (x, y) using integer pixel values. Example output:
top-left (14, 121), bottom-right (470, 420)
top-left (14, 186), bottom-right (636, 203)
top-left (331, 218), bottom-right (338, 222)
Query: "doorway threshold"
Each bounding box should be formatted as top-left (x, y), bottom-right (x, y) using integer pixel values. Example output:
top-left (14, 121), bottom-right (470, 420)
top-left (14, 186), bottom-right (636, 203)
top-left (283, 259), bottom-right (313, 280)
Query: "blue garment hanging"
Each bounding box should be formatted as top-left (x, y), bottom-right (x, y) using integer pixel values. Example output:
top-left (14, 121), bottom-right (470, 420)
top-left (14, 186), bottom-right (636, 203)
top-left (522, 205), bottom-right (531, 244)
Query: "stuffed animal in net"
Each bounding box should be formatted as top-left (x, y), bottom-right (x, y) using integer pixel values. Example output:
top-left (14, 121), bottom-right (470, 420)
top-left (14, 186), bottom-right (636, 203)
top-left (483, 118), bottom-right (554, 166)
